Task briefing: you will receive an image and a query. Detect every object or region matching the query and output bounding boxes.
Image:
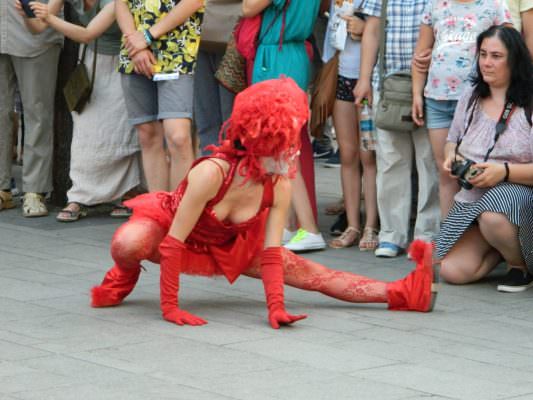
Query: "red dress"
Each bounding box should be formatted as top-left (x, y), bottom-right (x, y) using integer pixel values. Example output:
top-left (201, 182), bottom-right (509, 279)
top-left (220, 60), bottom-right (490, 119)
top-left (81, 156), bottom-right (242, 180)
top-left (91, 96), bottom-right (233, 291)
top-left (125, 154), bottom-right (274, 284)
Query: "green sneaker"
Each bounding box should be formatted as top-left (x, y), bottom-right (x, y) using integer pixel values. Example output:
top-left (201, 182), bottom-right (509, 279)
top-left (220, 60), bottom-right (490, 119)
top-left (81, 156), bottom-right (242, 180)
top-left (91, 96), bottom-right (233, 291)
top-left (283, 228), bottom-right (326, 252)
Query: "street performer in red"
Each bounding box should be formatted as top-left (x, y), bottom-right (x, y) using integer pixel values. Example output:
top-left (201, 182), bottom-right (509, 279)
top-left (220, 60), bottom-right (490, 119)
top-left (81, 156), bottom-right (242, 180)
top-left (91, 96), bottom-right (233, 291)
top-left (91, 78), bottom-right (439, 328)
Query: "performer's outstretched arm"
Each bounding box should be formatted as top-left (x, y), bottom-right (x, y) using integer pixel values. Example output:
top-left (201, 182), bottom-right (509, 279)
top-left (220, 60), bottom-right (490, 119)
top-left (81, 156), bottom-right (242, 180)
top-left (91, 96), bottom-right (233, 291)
top-left (261, 177), bottom-right (307, 329)
top-left (159, 162), bottom-right (224, 326)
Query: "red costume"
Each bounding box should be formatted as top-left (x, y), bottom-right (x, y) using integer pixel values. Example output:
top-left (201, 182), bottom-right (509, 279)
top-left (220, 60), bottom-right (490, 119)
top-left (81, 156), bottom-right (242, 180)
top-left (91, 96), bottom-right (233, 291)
top-left (91, 78), bottom-right (438, 328)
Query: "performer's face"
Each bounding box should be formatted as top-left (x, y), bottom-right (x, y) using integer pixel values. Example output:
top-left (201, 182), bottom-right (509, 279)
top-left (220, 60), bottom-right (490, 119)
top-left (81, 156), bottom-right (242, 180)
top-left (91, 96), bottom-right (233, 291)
top-left (261, 151), bottom-right (300, 176)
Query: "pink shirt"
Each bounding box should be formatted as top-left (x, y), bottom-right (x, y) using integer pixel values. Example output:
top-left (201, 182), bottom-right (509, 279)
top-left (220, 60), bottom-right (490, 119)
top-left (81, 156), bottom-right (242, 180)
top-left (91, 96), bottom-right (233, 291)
top-left (447, 86), bottom-right (533, 203)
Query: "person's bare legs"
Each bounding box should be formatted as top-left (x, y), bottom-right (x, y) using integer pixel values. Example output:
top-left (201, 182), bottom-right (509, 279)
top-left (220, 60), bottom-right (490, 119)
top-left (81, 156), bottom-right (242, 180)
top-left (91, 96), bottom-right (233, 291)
top-left (291, 161), bottom-right (320, 234)
top-left (136, 121), bottom-right (168, 192)
top-left (333, 100), bottom-right (361, 233)
top-left (429, 128), bottom-right (459, 217)
top-left (164, 118), bottom-right (194, 191)
top-left (360, 149), bottom-right (378, 229)
top-left (478, 212), bottom-right (525, 269)
top-left (440, 225), bottom-right (502, 284)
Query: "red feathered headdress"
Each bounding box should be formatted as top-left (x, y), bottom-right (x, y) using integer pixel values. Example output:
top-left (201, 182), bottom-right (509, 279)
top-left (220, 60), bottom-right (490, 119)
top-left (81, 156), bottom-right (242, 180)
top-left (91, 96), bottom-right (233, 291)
top-left (207, 77), bottom-right (309, 182)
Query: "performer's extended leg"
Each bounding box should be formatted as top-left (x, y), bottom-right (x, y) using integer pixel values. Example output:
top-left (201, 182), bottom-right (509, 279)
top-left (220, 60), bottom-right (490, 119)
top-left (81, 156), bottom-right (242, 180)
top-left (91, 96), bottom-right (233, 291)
top-left (244, 241), bottom-right (438, 311)
top-left (91, 218), bottom-right (165, 307)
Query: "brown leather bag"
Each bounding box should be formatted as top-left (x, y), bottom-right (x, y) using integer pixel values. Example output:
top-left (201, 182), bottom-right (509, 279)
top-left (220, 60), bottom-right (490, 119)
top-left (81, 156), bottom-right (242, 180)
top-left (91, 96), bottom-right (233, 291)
top-left (309, 52), bottom-right (339, 138)
top-left (201, 0), bottom-right (242, 53)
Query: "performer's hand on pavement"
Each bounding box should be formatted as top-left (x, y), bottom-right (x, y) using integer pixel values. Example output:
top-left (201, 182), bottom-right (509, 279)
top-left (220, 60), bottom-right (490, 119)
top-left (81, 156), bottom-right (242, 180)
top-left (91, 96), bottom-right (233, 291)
top-left (163, 308), bottom-right (207, 326)
top-left (268, 308), bottom-right (307, 329)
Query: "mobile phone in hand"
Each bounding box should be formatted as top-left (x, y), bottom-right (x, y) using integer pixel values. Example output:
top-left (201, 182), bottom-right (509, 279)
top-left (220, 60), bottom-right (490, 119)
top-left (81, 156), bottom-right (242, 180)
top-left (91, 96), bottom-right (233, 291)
top-left (20, 0), bottom-right (36, 18)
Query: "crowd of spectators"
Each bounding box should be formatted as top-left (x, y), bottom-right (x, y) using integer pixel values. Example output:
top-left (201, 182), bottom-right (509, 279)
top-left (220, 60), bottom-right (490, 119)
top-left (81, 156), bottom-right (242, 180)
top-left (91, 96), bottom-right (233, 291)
top-left (1, 0), bottom-right (533, 291)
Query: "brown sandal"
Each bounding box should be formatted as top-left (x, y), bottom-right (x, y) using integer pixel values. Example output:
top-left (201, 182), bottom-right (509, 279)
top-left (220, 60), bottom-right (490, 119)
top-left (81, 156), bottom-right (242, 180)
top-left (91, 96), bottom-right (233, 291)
top-left (329, 227), bottom-right (361, 249)
top-left (359, 227), bottom-right (379, 251)
top-left (0, 190), bottom-right (15, 211)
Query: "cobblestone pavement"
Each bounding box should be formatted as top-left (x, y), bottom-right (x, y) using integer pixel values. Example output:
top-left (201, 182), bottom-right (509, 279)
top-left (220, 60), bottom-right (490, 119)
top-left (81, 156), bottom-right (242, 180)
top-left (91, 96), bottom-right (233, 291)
top-left (1, 162), bottom-right (533, 400)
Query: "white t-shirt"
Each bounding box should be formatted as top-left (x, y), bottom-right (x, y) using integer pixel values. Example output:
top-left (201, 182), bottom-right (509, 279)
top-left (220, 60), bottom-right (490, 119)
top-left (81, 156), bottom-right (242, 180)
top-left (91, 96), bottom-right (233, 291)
top-left (422, 0), bottom-right (511, 101)
top-left (323, 0), bottom-right (363, 79)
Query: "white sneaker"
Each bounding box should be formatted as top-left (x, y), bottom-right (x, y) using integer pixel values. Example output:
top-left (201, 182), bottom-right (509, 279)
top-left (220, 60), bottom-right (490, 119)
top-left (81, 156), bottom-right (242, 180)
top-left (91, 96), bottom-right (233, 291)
top-left (282, 229), bottom-right (296, 245)
top-left (284, 229), bottom-right (326, 252)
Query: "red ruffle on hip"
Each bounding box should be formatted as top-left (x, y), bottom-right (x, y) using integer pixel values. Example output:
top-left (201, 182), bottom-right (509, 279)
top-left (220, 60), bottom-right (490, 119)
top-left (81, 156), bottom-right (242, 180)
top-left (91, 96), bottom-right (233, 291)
top-left (124, 192), bottom-right (175, 231)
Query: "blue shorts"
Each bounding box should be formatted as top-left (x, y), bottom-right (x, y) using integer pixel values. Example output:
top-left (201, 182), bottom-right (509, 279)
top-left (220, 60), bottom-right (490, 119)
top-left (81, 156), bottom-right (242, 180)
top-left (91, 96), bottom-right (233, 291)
top-left (425, 98), bottom-right (458, 129)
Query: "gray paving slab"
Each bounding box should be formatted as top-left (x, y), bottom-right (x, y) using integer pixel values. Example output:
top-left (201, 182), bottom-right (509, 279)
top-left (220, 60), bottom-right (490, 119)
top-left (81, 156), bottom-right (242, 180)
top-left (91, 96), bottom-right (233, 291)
top-left (351, 364), bottom-right (533, 400)
top-left (2, 162), bottom-right (533, 399)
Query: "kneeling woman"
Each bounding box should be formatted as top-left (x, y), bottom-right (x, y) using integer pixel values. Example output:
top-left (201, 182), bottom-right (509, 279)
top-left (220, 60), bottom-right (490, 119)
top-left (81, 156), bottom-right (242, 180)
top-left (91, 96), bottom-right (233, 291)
top-left (437, 26), bottom-right (533, 293)
top-left (91, 78), bottom-right (437, 328)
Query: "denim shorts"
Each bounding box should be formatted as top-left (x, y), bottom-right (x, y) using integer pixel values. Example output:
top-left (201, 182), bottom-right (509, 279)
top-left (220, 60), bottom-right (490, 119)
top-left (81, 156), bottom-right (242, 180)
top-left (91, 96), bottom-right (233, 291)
top-left (121, 73), bottom-right (194, 126)
top-left (425, 98), bottom-right (458, 129)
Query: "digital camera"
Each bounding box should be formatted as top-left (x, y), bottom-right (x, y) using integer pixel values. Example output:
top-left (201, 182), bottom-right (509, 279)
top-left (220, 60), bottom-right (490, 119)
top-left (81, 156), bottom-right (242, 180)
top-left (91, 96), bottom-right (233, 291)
top-left (451, 158), bottom-right (483, 190)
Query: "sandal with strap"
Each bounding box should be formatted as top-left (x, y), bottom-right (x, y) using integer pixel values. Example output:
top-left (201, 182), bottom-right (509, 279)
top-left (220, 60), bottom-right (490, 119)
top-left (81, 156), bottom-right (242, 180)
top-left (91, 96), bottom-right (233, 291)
top-left (0, 190), bottom-right (15, 211)
top-left (56, 203), bottom-right (87, 222)
top-left (328, 226), bottom-right (361, 249)
top-left (359, 227), bottom-right (379, 251)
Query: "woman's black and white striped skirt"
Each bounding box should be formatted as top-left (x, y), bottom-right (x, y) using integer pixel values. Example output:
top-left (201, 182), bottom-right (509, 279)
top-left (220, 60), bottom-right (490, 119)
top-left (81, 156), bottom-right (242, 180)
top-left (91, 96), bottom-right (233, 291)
top-left (435, 183), bottom-right (533, 271)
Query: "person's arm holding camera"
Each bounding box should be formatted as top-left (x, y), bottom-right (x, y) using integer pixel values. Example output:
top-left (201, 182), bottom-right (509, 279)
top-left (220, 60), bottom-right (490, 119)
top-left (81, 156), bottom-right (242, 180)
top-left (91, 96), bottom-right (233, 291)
top-left (14, 0), bottom-right (62, 33)
top-left (469, 162), bottom-right (533, 188)
top-left (443, 141), bottom-right (458, 175)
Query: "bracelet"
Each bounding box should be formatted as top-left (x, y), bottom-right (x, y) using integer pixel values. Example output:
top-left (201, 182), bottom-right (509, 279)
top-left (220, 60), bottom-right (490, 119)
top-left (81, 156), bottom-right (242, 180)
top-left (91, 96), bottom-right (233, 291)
top-left (142, 29), bottom-right (154, 46)
top-left (503, 162), bottom-right (510, 182)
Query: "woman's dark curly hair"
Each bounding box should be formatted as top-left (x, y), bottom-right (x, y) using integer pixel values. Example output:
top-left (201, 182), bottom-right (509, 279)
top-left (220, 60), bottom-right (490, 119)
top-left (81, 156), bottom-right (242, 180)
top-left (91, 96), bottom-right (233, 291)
top-left (469, 25), bottom-right (533, 123)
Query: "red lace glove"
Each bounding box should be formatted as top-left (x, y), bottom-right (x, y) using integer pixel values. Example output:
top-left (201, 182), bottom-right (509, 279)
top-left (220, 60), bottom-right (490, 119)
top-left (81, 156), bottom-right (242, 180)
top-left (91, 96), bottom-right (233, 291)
top-left (261, 247), bottom-right (307, 329)
top-left (159, 235), bottom-right (207, 326)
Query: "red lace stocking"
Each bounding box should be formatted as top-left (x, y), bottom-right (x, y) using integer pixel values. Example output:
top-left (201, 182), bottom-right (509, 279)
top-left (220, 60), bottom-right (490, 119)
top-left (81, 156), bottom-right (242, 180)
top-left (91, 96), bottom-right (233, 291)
top-left (91, 218), bottom-right (165, 307)
top-left (245, 249), bottom-right (387, 303)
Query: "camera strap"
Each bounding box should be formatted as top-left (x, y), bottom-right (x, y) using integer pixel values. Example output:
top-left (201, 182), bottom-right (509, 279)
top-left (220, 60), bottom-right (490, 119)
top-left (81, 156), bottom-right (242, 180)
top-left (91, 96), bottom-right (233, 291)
top-left (456, 100), bottom-right (515, 162)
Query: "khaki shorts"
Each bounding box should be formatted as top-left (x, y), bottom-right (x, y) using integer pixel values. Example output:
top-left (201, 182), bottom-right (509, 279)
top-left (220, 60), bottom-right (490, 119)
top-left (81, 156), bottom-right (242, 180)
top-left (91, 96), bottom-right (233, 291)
top-left (121, 73), bottom-right (194, 125)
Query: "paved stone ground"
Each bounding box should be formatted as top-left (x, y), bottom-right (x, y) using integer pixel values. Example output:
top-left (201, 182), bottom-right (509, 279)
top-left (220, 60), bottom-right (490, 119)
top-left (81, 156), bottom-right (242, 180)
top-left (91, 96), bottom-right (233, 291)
top-left (2, 162), bottom-right (533, 400)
